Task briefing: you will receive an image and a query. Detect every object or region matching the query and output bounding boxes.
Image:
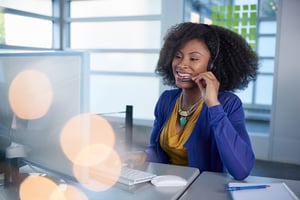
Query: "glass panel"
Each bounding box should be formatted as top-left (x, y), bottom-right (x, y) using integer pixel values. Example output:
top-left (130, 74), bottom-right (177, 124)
top-left (259, 0), bottom-right (278, 18)
top-left (259, 21), bottom-right (277, 34)
top-left (235, 0), bottom-right (258, 5)
top-left (235, 82), bottom-right (254, 104)
top-left (258, 36), bottom-right (276, 57)
top-left (71, 21), bottom-right (160, 49)
top-left (90, 75), bottom-right (159, 120)
top-left (90, 53), bottom-right (158, 73)
top-left (259, 59), bottom-right (275, 73)
top-left (70, 0), bottom-right (161, 17)
top-left (3, 14), bottom-right (52, 48)
top-left (255, 75), bottom-right (273, 105)
top-left (210, 2), bottom-right (258, 49)
top-left (0, 0), bottom-right (52, 16)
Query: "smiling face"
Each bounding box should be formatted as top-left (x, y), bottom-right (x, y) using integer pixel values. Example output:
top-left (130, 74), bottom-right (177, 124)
top-left (172, 39), bottom-right (211, 88)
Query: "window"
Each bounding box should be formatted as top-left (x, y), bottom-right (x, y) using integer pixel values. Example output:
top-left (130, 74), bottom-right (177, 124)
top-left (0, 0), bottom-right (54, 50)
top-left (70, 0), bottom-right (161, 17)
top-left (4, 14), bottom-right (52, 48)
top-left (69, 0), bottom-right (162, 122)
top-left (0, 0), bottom-right (52, 15)
top-left (90, 53), bottom-right (158, 73)
top-left (70, 21), bottom-right (161, 49)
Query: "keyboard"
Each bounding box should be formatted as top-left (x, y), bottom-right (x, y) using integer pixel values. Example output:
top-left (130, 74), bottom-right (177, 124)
top-left (89, 165), bottom-right (157, 186)
top-left (118, 166), bottom-right (157, 186)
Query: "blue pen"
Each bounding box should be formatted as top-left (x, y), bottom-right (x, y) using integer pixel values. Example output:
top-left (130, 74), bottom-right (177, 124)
top-left (226, 185), bottom-right (270, 191)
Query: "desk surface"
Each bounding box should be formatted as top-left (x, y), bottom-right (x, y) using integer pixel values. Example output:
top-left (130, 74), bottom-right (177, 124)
top-left (3, 163), bottom-right (299, 200)
top-left (0, 162), bottom-right (200, 200)
top-left (79, 162), bottom-right (199, 200)
top-left (180, 171), bottom-right (300, 200)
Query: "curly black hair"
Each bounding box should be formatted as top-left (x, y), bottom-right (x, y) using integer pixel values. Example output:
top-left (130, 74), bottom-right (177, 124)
top-left (155, 22), bottom-right (258, 92)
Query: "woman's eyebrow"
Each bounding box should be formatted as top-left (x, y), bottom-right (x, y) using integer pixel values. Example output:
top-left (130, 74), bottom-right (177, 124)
top-left (188, 51), bottom-right (205, 56)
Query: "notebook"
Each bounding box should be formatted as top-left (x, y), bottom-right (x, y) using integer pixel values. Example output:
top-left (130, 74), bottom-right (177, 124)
top-left (227, 182), bottom-right (299, 200)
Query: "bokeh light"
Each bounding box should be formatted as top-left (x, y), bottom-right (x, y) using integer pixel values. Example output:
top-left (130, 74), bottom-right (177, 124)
top-left (8, 70), bottom-right (53, 120)
top-left (60, 113), bottom-right (116, 166)
top-left (75, 143), bottom-right (113, 167)
top-left (19, 175), bottom-right (61, 200)
top-left (20, 175), bottom-right (89, 200)
top-left (61, 184), bottom-right (88, 200)
top-left (73, 147), bottom-right (122, 192)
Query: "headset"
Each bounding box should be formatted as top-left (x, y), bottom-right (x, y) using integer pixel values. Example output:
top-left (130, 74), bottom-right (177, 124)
top-left (204, 24), bottom-right (220, 71)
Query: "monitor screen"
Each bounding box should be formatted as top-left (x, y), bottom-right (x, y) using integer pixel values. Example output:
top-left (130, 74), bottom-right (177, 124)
top-left (0, 52), bottom-right (87, 177)
top-left (0, 80), bottom-right (13, 151)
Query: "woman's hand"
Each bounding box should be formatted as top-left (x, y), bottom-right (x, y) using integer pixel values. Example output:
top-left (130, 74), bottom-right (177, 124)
top-left (192, 71), bottom-right (220, 107)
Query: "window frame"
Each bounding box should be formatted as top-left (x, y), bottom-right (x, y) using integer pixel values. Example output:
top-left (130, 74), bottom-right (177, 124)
top-left (0, 3), bottom-right (61, 50)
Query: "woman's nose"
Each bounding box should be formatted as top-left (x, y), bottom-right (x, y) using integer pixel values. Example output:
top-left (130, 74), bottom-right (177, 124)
top-left (177, 58), bottom-right (189, 69)
top-left (177, 63), bottom-right (188, 69)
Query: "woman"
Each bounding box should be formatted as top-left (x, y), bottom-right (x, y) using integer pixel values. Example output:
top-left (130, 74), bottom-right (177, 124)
top-left (128, 22), bottom-right (258, 180)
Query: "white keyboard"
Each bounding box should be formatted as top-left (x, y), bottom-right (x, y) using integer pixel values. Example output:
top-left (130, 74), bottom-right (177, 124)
top-left (118, 166), bottom-right (157, 186)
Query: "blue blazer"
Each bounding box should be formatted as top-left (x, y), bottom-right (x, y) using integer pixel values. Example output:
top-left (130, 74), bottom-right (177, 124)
top-left (145, 89), bottom-right (255, 180)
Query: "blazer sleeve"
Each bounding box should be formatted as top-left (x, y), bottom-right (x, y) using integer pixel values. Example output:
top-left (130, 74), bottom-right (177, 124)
top-left (209, 94), bottom-right (255, 180)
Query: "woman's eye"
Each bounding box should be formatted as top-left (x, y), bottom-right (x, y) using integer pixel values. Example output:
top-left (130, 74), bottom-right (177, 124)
top-left (174, 55), bottom-right (182, 59)
top-left (190, 57), bottom-right (199, 61)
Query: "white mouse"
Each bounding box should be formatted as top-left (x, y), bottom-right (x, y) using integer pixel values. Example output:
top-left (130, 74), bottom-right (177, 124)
top-left (151, 175), bottom-right (187, 187)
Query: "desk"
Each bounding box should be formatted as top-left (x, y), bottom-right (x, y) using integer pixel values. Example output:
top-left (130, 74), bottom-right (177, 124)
top-left (0, 162), bottom-right (199, 200)
top-left (85, 162), bottom-right (199, 200)
top-left (180, 171), bottom-right (300, 200)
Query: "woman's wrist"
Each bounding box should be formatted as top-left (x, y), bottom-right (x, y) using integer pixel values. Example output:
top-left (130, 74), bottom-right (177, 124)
top-left (206, 100), bottom-right (220, 107)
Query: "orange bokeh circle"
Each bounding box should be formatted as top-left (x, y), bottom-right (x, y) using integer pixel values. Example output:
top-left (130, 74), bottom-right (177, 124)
top-left (19, 175), bottom-right (61, 200)
top-left (60, 113), bottom-right (116, 165)
top-left (73, 147), bottom-right (122, 192)
top-left (9, 70), bottom-right (53, 120)
top-left (74, 143), bottom-right (114, 167)
top-left (62, 184), bottom-right (88, 200)
top-left (20, 176), bottom-right (89, 200)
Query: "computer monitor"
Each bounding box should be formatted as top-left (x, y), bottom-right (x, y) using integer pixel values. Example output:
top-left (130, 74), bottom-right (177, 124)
top-left (0, 81), bottom-right (12, 152)
top-left (0, 52), bottom-right (87, 177)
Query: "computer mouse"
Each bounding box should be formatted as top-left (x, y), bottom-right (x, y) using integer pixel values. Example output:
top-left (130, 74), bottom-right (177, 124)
top-left (151, 175), bottom-right (187, 187)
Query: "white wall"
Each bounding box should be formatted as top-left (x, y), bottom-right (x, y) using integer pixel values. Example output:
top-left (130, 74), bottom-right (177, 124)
top-left (269, 0), bottom-right (300, 164)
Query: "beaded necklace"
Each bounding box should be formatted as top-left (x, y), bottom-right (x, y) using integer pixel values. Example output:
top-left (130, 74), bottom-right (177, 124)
top-left (178, 94), bottom-right (203, 126)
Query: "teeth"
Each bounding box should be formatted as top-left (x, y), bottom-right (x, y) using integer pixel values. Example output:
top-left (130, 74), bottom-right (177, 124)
top-left (178, 72), bottom-right (191, 77)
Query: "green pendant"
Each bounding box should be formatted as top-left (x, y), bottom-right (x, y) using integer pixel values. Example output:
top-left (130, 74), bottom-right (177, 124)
top-left (179, 116), bottom-right (187, 126)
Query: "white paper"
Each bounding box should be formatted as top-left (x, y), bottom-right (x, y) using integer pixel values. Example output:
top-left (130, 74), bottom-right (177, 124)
top-left (228, 182), bottom-right (299, 200)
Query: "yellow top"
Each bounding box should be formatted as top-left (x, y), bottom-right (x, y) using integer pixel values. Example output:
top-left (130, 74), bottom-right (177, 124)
top-left (159, 96), bottom-right (204, 165)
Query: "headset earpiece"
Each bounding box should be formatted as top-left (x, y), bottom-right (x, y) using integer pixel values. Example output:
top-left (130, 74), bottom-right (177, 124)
top-left (207, 60), bottom-right (214, 71)
top-left (203, 24), bottom-right (220, 71)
